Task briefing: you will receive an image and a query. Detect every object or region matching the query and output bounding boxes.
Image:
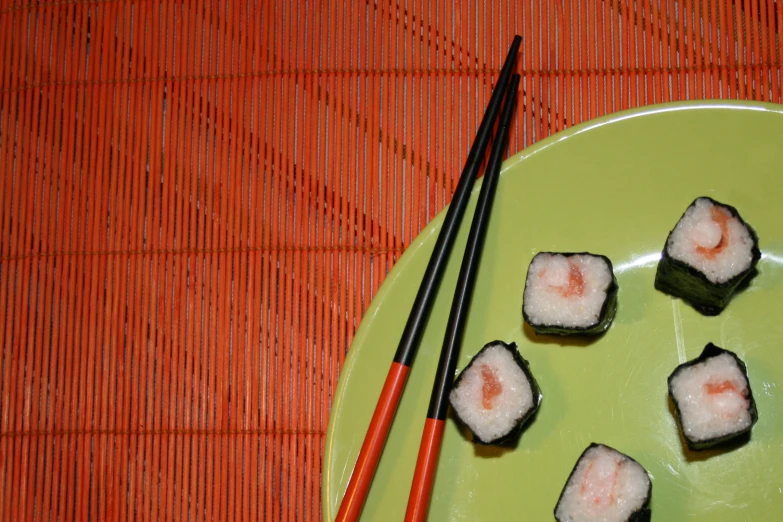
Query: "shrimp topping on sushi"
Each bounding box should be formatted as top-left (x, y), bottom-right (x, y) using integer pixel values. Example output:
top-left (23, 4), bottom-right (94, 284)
top-left (479, 364), bottom-right (503, 410)
top-left (694, 206), bottom-right (731, 259)
top-left (702, 379), bottom-right (750, 420)
top-left (704, 379), bottom-right (739, 395)
top-left (537, 261), bottom-right (586, 298)
top-left (579, 458), bottom-right (622, 508)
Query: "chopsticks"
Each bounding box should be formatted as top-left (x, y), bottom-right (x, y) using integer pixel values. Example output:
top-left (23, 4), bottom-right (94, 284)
top-left (405, 74), bottom-right (521, 522)
top-left (335, 36), bottom-right (521, 522)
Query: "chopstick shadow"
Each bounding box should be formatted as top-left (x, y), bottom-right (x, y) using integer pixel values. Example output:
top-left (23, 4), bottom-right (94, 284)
top-left (666, 397), bottom-right (752, 462)
top-left (522, 322), bottom-right (604, 348)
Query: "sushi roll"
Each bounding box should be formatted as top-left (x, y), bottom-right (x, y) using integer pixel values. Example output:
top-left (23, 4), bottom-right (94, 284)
top-left (448, 341), bottom-right (541, 445)
top-left (668, 343), bottom-right (757, 450)
top-left (555, 443), bottom-right (652, 522)
top-left (522, 252), bottom-right (618, 336)
top-left (654, 197), bottom-right (760, 316)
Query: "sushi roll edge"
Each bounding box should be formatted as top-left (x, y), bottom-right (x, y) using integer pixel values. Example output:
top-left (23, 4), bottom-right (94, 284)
top-left (450, 340), bottom-right (542, 445)
top-left (667, 343), bottom-right (758, 450)
top-left (654, 197), bottom-right (761, 316)
top-left (554, 443), bottom-right (652, 522)
top-left (522, 252), bottom-right (619, 336)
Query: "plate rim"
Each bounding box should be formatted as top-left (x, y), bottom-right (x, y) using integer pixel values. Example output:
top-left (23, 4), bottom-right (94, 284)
top-left (321, 99), bottom-right (783, 521)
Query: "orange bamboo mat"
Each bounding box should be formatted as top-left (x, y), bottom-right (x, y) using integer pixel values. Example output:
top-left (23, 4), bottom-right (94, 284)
top-left (0, 1), bottom-right (781, 520)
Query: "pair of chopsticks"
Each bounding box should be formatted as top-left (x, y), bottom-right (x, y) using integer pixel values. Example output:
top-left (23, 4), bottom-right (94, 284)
top-left (404, 67), bottom-right (520, 522)
top-left (336, 35), bottom-right (522, 522)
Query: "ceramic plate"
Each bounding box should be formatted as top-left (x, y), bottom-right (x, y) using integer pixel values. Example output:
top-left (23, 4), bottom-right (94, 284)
top-left (324, 102), bottom-right (783, 521)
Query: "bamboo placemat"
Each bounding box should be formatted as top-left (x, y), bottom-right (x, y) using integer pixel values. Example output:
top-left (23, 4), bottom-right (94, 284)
top-left (0, 1), bottom-right (781, 520)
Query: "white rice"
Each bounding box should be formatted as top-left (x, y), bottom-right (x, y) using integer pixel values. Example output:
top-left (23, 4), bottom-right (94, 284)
top-left (666, 198), bottom-right (755, 284)
top-left (449, 343), bottom-right (534, 443)
top-left (669, 352), bottom-right (753, 443)
top-left (555, 445), bottom-right (650, 522)
top-left (523, 253), bottom-right (613, 328)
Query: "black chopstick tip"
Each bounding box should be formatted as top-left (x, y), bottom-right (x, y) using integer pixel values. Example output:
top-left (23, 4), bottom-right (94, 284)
top-left (509, 36), bottom-right (522, 60)
top-left (393, 35), bottom-right (523, 368)
top-left (506, 36), bottom-right (522, 66)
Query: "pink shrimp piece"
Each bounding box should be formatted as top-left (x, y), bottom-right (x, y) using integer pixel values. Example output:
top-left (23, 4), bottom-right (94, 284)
top-left (560, 264), bottom-right (586, 297)
top-left (704, 380), bottom-right (739, 395)
top-left (703, 379), bottom-right (749, 419)
top-left (695, 207), bottom-right (731, 259)
top-left (580, 459), bottom-right (622, 508)
top-left (480, 364), bottom-right (503, 410)
top-left (540, 262), bottom-right (585, 298)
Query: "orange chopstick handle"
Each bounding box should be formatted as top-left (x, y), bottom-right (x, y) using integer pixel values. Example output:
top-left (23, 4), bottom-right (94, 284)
top-left (335, 362), bottom-right (411, 522)
top-left (404, 418), bottom-right (446, 522)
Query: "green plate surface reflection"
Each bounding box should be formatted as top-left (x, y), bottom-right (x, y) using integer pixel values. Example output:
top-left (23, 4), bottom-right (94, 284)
top-left (324, 102), bottom-right (783, 521)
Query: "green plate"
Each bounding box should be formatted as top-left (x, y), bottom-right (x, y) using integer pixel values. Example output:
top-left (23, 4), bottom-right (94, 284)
top-left (323, 101), bottom-right (783, 521)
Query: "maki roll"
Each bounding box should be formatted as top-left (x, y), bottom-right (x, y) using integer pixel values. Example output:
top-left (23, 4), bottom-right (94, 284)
top-left (654, 197), bottom-right (760, 315)
top-left (522, 252), bottom-right (618, 336)
top-left (668, 343), bottom-right (757, 450)
top-left (448, 341), bottom-right (541, 445)
top-left (555, 443), bottom-right (652, 522)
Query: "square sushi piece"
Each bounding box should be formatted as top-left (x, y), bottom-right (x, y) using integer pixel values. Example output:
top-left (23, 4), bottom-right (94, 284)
top-left (668, 343), bottom-right (757, 450)
top-left (448, 341), bottom-right (541, 445)
top-left (655, 197), bottom-right (760, 315)
top-left (523, 252), bottom-right (618, 336)
top-left (555, 443), bottom-right (652, 522)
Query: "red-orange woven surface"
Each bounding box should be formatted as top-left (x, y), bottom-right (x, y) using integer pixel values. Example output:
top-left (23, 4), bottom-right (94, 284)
top-left (0, 1), bottom-right (781, 520)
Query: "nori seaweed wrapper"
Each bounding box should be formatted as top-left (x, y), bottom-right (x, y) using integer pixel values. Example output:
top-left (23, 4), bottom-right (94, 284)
top-left (554, 443), bottom-right (652, 522)
top-left (522, 252), bottom-right (618, 336)
top-left (654, 197), bottom-right (761, 316)
top-left (449, 340), bottom-right (541, 445)
top-left (667, 343), bottom-right (758, 450)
